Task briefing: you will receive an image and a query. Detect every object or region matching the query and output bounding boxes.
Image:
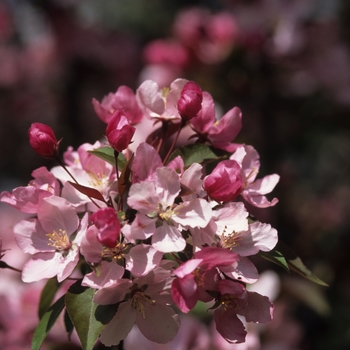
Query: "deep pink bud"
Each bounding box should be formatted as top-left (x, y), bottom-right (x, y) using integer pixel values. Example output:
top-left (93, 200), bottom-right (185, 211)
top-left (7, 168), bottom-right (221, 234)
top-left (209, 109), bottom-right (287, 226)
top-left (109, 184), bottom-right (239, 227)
top-left (177, 81), bottom-right (203, 120)
top-left (204, 159), bottom-right (242, 202)
top-left (28, 123), bottom-right (59, 158)
top-left (106, 110), bottom-right (136, 152)
top-left (90, 207), bottom-right (120, 248)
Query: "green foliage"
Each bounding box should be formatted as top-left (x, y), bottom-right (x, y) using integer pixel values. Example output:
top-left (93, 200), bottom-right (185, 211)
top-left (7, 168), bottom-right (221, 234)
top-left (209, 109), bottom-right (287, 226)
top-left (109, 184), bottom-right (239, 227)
top-left (259, 247), bottom-right (289, 272)
top-left (38, 277), bottom-right (61, 319)
top-left (88, 146), bottom-right (126, 170)
top-left (260, 241), bottom-right (328, 286)
top-left (169, 144), bottom-right (219, 167)
top-left (65, 280), bottom-right (105, 350)
top-left (32, 295), bottom-right (65, 350)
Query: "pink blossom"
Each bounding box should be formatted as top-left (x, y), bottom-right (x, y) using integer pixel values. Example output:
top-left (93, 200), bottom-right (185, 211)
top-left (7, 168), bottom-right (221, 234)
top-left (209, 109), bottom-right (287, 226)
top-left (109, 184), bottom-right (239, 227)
top-left (28, 122), bottom-right (59, 158)
top-left (212, 202), bottom-right (277, 256)
top-left (90, 207), bottom-right (120, 248)
top-left (214, 279), bottom-right (273, 344)
top-left (124, 314), bottom-right (210, 350)
top-left (106, 110), bottom-right (136, 152)
top-left (190, 92), bottom-right (242, 151)
top-left (127, 167), bottom-right (212, 252)
top-left (50, 141), bottom-right (116, 210)
top-left (136, 78), bottom-right (188, 121)
top-left (92, 85), bottom-right (143, 124)
top-left (13, 196), bottom-right (87, 282)
top-left (230, 145), bottom-right (280, 208)
top-left (177, 81), bottom-right (203, 121)
top-left (220, 221), bottom-right (278, 257)
top-left (131, 142), bottom-right (163, 183)
top-left (80, 225), bottom-right (163, 288)
top-left (204, 160), bottom-right (243, 202)
top-left (171, 247), bottom-right (239, 313)
top-left (94, 267), bottom-right (180, 346)
top-left (0, 166), bottom-right (59, 214)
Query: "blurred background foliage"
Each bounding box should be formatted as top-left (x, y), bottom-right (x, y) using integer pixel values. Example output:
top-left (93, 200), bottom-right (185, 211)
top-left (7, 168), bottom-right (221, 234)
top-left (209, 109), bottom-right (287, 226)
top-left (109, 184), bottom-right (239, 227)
top-left (1, 0), bottom-right (350, 349)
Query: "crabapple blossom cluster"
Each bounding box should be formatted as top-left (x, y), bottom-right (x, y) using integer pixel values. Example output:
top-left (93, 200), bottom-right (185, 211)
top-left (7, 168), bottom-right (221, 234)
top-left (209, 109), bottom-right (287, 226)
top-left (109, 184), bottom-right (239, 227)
top-left (0, 78), bottom-right (280, 348)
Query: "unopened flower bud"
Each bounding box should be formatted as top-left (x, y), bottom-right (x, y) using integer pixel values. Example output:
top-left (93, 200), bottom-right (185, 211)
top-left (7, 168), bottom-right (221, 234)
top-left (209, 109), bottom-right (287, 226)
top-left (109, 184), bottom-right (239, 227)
top-left (177, 81), bottom-right (203, 120)
top-left (106, 110), bottom-right (136, 152)
top-left (28, 123), bottom-right (59, 158)
top-left (204, 159), bottom-right (242, 202)
top-left (91, 207), bottom-right (120, 248)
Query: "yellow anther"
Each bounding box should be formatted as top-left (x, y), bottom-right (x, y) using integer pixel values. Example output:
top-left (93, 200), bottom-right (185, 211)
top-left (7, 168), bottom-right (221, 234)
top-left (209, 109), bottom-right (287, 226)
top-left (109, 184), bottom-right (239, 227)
top-left (220, 294), bottom-right (238, 311)
top-left (46, 229), bottom-right (71, 251)
top-left (221, 231), bottom-right (240, 249)
top-left (101, 242), bottom-right (127, 260)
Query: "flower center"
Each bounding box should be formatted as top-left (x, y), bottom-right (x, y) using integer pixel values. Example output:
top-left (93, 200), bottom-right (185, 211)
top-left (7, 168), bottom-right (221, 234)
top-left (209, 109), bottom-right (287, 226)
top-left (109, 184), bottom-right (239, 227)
top-left (244, 167), bottom-right (258, 187)
top-left (220, 294), bottom-right (238, 311)
top-left (46, 229), bottom-right (71, 251)
top-left (131, 291), bottom-right (156, 319)
top-left (88, 171), bottom-right (109, 190)
top-left (158, 203), bottom-right (174, 222)
top-left (221, 227), bottom-right (240, 249)
top-left (193, 268), bottom-right (205, 287)
top-left (101, 242), bottom-right (127, 261)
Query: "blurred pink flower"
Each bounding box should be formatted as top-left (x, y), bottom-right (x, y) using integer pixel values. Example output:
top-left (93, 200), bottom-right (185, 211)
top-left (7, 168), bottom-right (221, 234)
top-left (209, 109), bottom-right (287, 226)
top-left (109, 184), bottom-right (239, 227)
top-left (173, 8), bottom-right (239, 63)
top-left (143, 39), bottom-right (189, 68)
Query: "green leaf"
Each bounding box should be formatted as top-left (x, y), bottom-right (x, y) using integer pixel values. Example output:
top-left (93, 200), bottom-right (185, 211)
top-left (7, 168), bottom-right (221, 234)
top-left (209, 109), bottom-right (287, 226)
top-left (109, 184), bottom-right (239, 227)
top-left (38, 277), bottom-right (61, 319)
top-left (169, 144), bottom-right (219, 167)
top-left (94, 303), bottom-right (119, 325)
top-left (88, 146), bottom-right (126, 170)
top-left (259, 247), bottom-right (290, 272)
top-left (32, 295), bottom-right (65, 350)
top-left (261, 241), bottom-right (329, 286)
top-left (287, 256), bottom-right (329, 286)
top-left (65, 280), bottom-right (105, 350)
top-left (64, 309), bottom-right (74, 340)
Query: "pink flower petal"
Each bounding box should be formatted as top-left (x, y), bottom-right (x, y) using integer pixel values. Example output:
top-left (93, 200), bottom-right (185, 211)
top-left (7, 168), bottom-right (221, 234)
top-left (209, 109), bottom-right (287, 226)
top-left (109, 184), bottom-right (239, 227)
top-left (152, 223), bottom-right (186, 253)
top-left (100, 301), bottom-right (136, 346)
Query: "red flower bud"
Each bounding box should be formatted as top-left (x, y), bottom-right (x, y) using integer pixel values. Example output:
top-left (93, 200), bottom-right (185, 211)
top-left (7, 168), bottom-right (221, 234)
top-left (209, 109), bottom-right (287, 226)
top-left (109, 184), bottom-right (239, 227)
top-left (28, 123), bottom-right (59, 158)
top-left (106, 110), bottom-right (136, 152)
top-left (90, 207), bottom-right (120, 248)
top-left (204, 160), bottom-right (242, 202)
top-left (177, 81), bottom-right (203, 120)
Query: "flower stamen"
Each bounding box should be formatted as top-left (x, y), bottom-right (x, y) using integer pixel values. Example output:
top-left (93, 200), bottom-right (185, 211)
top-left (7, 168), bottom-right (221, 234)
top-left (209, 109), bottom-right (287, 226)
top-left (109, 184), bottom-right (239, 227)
top-left (131, 291), bottom-right (156, 319)
top-left (101, 242), bottom-right (127, 261)
top-left (46, 229), bottom-right (71, 251)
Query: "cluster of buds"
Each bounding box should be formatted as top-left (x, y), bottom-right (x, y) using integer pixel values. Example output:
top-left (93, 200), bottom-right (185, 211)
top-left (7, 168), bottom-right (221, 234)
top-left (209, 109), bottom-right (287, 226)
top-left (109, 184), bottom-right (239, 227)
top-left (1, 78), bottom-right (280, 347)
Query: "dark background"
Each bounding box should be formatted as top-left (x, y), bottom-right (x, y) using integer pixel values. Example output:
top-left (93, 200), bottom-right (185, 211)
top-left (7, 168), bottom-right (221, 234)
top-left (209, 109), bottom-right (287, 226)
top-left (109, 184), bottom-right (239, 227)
top-left (0, 1), bottom-right (350, 349)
